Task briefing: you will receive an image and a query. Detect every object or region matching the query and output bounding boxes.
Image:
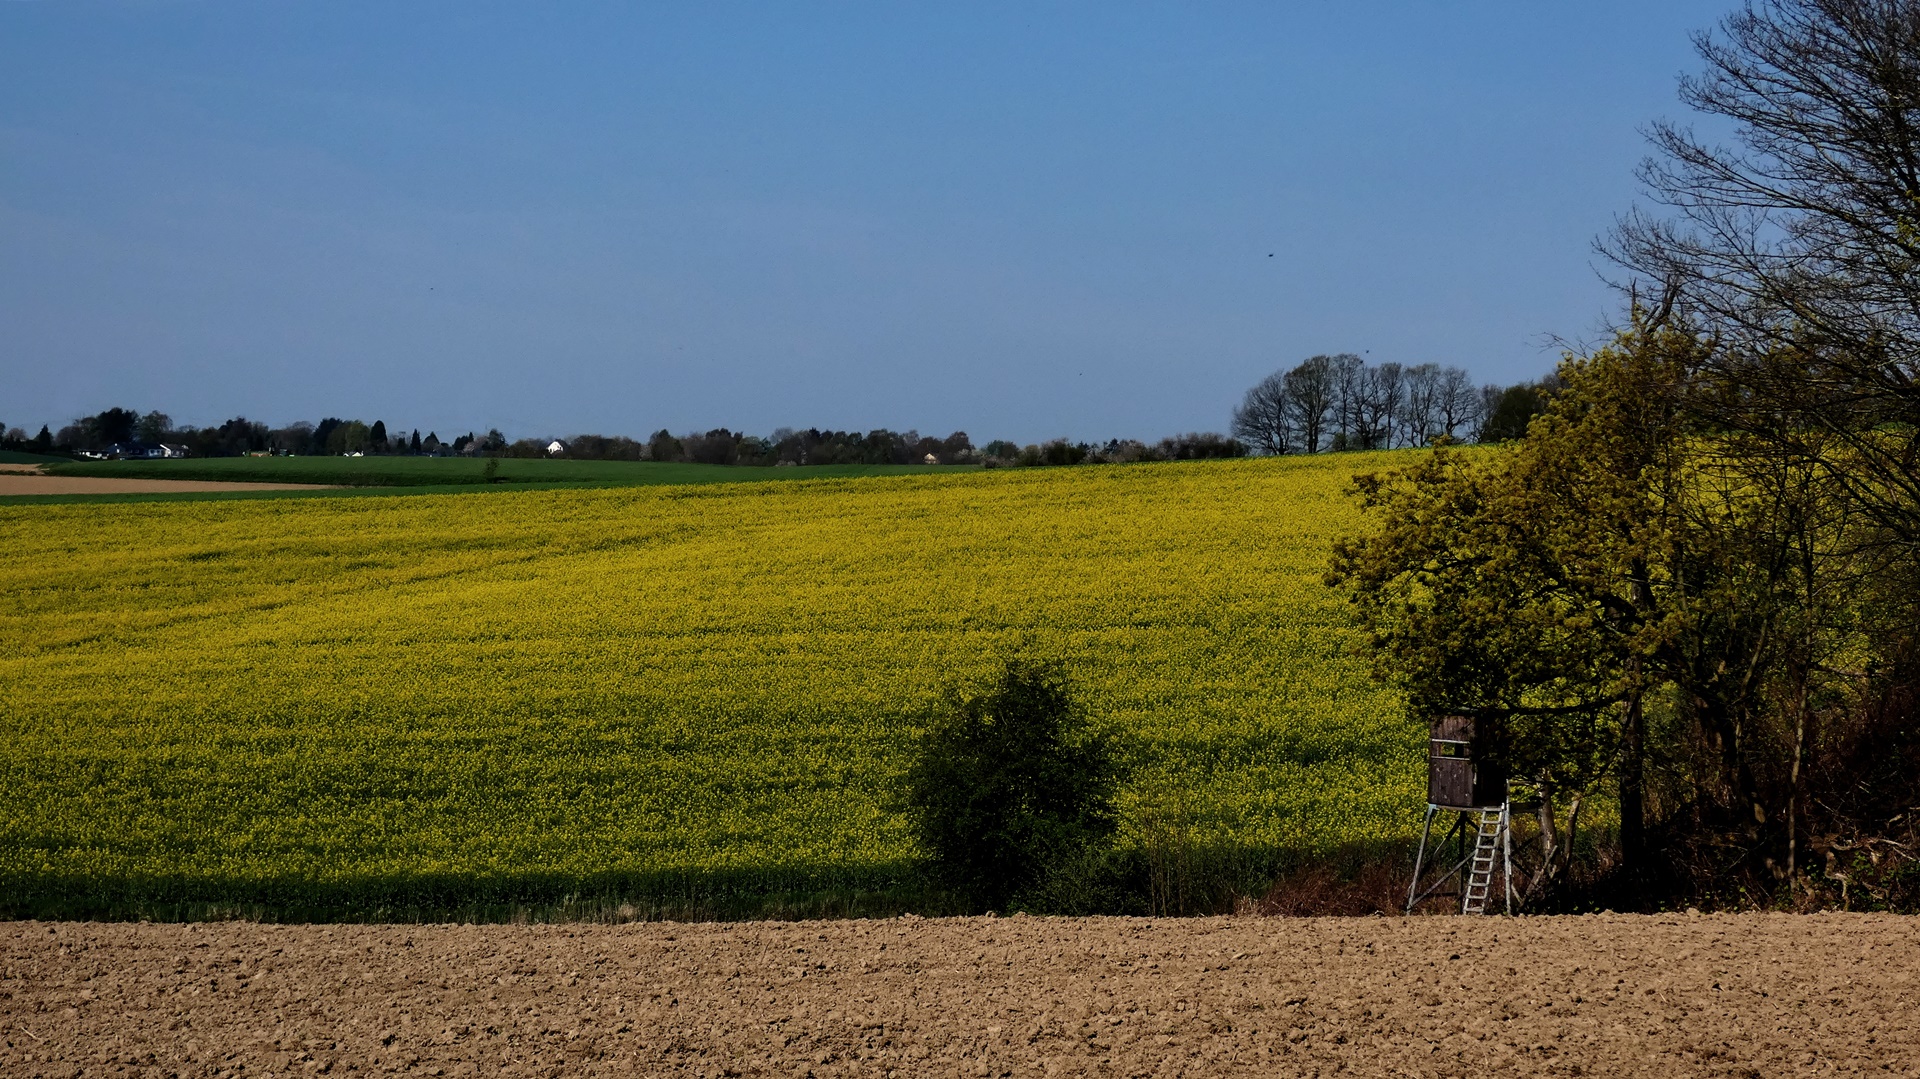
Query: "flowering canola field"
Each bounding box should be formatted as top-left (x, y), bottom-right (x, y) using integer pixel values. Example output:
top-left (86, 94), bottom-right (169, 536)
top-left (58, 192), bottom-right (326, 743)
top-left (0, 455), bottom-right (1416, 916)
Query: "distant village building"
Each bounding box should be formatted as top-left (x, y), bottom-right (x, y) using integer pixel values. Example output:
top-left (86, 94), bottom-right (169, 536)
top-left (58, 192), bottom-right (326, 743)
top-left (159, 444), bottom-right (189, 458)
top-left (923, 453), bottom-right (939, 465)
top-left (547, 440), bottom-right (567, 457)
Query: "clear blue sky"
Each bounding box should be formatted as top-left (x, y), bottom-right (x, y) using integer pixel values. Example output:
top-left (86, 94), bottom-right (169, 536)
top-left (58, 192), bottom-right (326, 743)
top-left (2, 1), bottom-right (1730, 444)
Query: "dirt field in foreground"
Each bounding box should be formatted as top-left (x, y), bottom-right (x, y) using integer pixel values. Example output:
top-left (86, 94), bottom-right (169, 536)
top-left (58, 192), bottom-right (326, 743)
top-left (3, 915), bottom-right (1915, 1078)
top-left (0, 471), bottom-right (340, 494)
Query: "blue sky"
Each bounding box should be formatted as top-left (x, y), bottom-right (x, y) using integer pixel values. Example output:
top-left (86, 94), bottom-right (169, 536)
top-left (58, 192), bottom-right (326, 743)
top-left (2, 1), bottom-right (1731, 444)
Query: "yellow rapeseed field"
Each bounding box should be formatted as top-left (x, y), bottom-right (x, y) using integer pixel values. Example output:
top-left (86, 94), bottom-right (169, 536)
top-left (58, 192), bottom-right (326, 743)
top-left (0, 455), bottom-right (1417, 915)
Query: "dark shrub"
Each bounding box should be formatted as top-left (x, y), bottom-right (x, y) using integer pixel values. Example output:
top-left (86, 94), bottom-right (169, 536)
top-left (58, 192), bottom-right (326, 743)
top-left (683, 428), bottom-right (740, 465)
top-left (647, 429), bottom-right (685, 462)
top-left (1153, 432), bottom-right (1247, 459)
top-left (903, 661), bottom-right (1125, 912)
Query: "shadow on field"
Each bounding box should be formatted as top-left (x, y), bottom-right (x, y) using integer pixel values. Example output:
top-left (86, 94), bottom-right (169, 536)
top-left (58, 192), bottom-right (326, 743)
top-left (0, 864), bottom-right (953, 924)
top-left (0, 842), bottom-right (1447, 924)
top-left (10, 822), bottom-right (1877, 922)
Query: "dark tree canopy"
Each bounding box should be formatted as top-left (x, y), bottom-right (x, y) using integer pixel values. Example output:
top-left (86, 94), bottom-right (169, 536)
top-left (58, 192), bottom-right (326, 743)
top-left (902, 662), bottom-right (1124, 912)
top-left (1478, 382), bottom-right (1554, 442)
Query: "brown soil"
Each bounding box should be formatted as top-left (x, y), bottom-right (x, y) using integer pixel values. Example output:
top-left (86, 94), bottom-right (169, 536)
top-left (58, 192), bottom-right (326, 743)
top-left (3, 914), bottom-right (1914, 1077)
top-left (0, 473), bottom-right (341, 494)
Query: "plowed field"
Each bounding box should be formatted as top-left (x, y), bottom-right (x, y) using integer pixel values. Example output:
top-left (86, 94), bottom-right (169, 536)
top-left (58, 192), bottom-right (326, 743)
top-left (4, 913), bottom-right (1914, 1077)
top-left (0, 472), bottom-right (338, 494)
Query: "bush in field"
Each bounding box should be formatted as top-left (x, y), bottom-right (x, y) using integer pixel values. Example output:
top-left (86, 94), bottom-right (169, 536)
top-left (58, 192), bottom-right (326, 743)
top-left (903, 661), bottom-right (1125, 912)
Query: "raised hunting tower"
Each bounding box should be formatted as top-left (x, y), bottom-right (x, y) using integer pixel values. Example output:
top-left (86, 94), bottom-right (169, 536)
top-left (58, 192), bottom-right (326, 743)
top-left (1426, 713), bottom-right (1507, 809)
top-left (1407, 713), bottom-right (1514, 914)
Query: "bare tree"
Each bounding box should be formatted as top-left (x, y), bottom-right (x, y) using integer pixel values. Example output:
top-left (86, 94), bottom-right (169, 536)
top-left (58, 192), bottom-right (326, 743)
top-left (1329, 353), bottom-right (1365, 450)
top-left (1608, 0), bottom-right (1920, 543)
top-left (1435, 366), bottom-right (1481, 441)
top-left (1402, 363), bottom-right (1441, 446)
top-left (1473, 384), bottom-right (1504, 443)
top-left (1382, 362), bottom-right (1408, 447)
top-left (1241, 353), bottom-right (1484, 452)
top-left (1352, 362), bottom-right (1404, 449)
top-left (270, 421), bottom-right (314, 455)
top-left (1231, 372), bottom-right (1295, 454)
top-left (1286, 355), bottom-right (1340, 452)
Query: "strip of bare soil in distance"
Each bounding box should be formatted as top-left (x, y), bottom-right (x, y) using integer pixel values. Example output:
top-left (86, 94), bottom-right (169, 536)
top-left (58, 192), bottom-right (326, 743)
top-left (0, 472), bottom-right (341, 494)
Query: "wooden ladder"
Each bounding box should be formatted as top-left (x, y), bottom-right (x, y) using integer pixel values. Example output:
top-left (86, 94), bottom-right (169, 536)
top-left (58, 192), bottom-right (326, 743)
top-left (1461, 806), bottom-right (1506, 914)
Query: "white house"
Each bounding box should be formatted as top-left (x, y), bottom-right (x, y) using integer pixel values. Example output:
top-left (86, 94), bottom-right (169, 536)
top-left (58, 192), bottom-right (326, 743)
top-left (547, 440), bottom-right (567, 456)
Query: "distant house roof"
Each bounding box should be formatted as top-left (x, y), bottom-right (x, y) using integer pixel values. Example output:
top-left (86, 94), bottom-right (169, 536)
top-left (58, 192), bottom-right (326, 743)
top-left (547, 440), bottom-right (567, 455)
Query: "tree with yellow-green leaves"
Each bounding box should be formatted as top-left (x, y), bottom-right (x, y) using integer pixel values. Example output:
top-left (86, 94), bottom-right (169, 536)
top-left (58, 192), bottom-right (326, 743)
top-left (1330, 313), bottom-right (1893, 905)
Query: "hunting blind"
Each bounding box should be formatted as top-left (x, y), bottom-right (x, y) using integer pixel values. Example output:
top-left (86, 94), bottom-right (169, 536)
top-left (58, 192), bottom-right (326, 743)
top-left (1407, 713), bottom-right (1515, 915)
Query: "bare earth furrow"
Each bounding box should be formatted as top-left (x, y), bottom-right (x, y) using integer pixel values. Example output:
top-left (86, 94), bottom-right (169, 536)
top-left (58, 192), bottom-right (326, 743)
top-left (3, 913), bottom-right (1915, 1077)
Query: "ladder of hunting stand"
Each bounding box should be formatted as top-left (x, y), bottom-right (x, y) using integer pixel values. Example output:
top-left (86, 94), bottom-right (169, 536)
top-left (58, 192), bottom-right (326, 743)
top-left (1461, 806), bottom-right (1506, 914)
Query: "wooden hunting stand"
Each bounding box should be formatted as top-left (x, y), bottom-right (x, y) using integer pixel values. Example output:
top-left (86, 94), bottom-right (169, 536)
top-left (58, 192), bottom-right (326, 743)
top-left (1406, 713), bottom-right (1514, 915)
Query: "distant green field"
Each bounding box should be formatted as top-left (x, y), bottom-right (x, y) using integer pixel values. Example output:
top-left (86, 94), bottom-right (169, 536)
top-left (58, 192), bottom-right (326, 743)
top-left (47, 455), bottom-right (969, 489)
top-left (0, 449), bottom-right (68, 465)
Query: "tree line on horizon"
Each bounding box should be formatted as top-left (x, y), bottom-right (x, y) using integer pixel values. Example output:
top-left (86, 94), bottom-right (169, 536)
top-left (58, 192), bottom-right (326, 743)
top-left (7, 360), bottom-right (1560, 469)
top-left (0, 407), bottom-right (1371, 469)
top-left (0, 408), bottom-right (1260, 469)
top-left (0, 410), bottom-right (479, 460)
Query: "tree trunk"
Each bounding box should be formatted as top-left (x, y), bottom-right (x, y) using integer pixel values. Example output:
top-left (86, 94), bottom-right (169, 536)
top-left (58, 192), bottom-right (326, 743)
top-left (1621, 673), bottom-right (1647, 874)
top-left (1564, 791), bottom-right (1585, 878)
top-left (1622, 564), bottom-right (1656, 878)
top-left (1788, 680), bottom-right (1811, 884)
top-left (1536, 774), bottom-right (1559, 868)
top-left (1525, 775), bottom-right (1561, 905)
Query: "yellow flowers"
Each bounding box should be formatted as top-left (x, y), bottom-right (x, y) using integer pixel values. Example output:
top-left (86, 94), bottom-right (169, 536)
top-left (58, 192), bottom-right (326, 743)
top-left (0, 456), bottom-right (1420, 912)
